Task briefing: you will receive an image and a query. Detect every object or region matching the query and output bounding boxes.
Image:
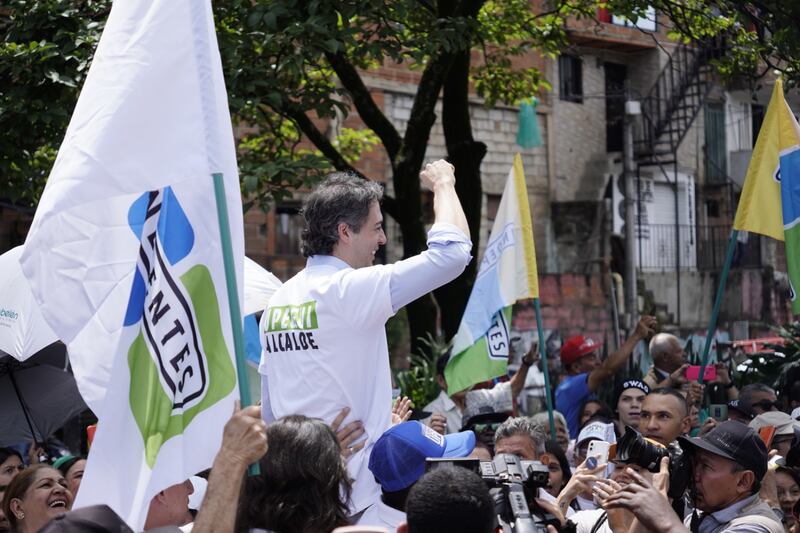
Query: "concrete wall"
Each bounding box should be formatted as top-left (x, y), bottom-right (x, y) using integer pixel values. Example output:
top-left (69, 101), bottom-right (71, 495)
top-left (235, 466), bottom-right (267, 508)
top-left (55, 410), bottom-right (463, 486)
top-left (641, 268), bottom-right (792, 329)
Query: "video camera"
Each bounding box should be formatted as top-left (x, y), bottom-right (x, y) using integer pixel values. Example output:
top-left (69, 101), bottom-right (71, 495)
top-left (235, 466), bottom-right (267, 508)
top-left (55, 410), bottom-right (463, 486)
top-left (427, 453), bottom-right (567, 533)
top-left (615, 426), bottom-right (691, 501)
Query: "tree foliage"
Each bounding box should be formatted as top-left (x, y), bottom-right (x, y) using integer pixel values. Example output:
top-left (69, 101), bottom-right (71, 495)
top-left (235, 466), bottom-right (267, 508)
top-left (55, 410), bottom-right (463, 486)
top-left (0, 0), bottom-right (108, 205)
top-left (2, 0), bottom-right (800, 350)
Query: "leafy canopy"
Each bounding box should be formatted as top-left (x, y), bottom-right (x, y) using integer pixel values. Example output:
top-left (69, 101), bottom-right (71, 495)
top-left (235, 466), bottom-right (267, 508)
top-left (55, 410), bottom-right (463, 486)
top-left (1, 0), bottom-right (799, 209)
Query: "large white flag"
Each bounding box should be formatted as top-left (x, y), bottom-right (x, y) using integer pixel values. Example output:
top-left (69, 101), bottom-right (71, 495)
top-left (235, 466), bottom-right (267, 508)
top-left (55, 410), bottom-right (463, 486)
top-left (21, 0), bottom-right (242, 527)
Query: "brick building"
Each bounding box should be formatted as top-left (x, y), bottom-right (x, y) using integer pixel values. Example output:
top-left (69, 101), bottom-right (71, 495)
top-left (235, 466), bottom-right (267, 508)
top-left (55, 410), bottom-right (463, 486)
top-left (235, 8), bottom-right (796, 348)
top-left (2, 6), bottom-right (796, 354)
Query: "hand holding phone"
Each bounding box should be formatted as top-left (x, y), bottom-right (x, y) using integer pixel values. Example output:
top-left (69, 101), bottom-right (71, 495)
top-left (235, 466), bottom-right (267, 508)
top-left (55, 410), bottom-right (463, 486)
top-left (709, 403), bottom-right (728, 422)
top-left (586, 440), bottom-right (611, 478)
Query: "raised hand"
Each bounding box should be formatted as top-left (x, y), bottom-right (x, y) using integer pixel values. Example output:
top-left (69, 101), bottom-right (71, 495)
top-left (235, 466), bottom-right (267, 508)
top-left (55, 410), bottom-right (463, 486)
top-left (331, 406), bottom-right (366, 461)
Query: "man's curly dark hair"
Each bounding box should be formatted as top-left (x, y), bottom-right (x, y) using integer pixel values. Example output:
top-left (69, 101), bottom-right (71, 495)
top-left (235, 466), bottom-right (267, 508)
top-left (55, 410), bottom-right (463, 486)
top-left (300, 171), bottom-right (383, 257)
top-left (235, 415), bottom-right (352, 533)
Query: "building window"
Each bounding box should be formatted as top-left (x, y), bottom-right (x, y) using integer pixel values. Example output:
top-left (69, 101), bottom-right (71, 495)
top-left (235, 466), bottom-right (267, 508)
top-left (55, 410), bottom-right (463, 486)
top-left (611, 6), bottom-right (657, 31)
top-left (704, 102), bottom-right (727, 184)
top-left (751, 104), bottom-right (765, 147)
top-left (605, 62), bottom-right (627, 152)
top-left (559, 55), bottom-right (583, 103)
top-left (275, 204), bottom-right (303, 255)
top-left (486, 194), bottom-right (502, 224)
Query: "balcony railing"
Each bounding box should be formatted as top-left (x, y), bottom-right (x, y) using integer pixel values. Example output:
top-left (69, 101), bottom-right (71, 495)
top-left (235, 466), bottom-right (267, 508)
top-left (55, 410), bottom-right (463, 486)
top-left (637, 224), bottom-right (761, 272)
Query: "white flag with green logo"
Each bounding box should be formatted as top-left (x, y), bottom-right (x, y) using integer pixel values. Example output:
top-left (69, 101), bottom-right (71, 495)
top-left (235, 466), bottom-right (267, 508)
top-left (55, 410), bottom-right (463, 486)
top-left (20, 0), bottom-right (242, 527)
top-left (445, 155), bottom-right (539, 394)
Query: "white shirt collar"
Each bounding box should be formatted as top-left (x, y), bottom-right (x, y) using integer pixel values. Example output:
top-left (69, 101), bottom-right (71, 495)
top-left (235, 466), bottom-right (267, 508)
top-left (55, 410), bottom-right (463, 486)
top-left (307, 255), bottom-right (351, 270)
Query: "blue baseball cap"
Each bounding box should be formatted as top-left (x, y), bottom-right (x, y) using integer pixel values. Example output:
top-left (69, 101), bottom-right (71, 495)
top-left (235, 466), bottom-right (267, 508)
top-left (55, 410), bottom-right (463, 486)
top-left (368, 421), bottom-right (476, 492)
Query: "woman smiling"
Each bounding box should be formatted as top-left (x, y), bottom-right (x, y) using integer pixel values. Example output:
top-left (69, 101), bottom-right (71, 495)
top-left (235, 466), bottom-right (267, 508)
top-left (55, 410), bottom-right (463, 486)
top-left (1, 465), bottom-right (73, 533)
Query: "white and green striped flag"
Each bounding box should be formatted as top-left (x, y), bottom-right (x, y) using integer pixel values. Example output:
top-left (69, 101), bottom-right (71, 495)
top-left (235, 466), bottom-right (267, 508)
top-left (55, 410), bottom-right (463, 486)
top-left (21, 0), bottom-right (243, 527)
top-left (445, 154), bottom-right (539, 394)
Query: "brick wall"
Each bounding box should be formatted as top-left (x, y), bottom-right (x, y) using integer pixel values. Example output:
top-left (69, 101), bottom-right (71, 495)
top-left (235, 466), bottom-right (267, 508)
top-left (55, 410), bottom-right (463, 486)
top-left (511, 272), bottom-right (612, 345)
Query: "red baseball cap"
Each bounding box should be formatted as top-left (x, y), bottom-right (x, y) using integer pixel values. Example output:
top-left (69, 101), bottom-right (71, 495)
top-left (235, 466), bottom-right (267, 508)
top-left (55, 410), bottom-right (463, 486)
top-left (560, 335), bottom-right (598, 366)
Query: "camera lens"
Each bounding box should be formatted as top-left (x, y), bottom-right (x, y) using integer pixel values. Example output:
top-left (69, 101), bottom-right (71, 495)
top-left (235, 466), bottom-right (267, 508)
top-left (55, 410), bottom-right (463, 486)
top-left (616, 426), bottom-right (669, 472)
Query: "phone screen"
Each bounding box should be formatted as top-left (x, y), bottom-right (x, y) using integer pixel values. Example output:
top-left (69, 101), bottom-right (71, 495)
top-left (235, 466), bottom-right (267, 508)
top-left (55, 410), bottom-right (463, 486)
top-left (686, 365), bottom-right (716, 381)
top-left (709, 403), bottom-right (728, 422)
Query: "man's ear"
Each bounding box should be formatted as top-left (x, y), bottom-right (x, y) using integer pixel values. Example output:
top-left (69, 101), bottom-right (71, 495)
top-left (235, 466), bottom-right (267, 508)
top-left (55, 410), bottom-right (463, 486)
top-left (337, 222), bottom-right (351, 243)
top-left (736, 470), bottom-right (756, 496)
top-left (680, 415), bottom-right (692, 435)
top-left (397, 523), bottom-right (408, 533)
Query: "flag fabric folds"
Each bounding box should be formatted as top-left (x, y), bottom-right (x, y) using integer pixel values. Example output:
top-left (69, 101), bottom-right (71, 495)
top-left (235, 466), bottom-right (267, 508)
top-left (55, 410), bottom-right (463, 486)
top-left (20, 0), bottom-right (242, 527)
top-left (733, 79), bottom-right (794, 242)
top-left (733, 79), bottom-right (800, 312)
top-left (445, 154), bottom-right (539, 394)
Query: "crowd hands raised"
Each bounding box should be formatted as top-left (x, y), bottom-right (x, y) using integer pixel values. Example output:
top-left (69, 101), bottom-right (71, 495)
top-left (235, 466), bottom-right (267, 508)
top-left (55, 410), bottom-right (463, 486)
top-left (5, 318), bottom-right (800, 533)
top-left (5, 163), bottom-right (800, 533)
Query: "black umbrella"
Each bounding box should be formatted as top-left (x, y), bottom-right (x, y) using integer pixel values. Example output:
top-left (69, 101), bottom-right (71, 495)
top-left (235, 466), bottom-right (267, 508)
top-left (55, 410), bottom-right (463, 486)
top-left (0, 342), bottom-right (88, 447)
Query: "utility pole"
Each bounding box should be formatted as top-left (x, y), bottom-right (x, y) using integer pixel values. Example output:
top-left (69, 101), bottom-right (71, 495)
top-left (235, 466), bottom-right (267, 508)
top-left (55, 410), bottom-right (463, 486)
top-left (623, 95), bottom-right (641, 328)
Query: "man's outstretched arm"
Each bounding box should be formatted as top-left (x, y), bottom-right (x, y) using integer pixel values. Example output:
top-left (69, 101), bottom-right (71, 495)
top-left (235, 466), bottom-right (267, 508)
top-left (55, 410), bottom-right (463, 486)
top-left (389, 160), bottom-right (472, 312)
top-left (423, 160), bottom-right (470, 238)
top-left (587, 316), bottom-right (656, 392)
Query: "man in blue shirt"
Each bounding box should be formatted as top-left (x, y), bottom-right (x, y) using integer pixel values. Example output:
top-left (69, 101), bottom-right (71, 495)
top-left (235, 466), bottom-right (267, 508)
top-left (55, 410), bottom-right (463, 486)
top-left (555, 316), bottom-right (656, 439)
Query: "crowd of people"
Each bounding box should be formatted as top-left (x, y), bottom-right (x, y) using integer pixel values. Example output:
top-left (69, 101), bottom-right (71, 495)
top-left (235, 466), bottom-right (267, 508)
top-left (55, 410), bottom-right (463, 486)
top-left (3, 161), bottom-right (800, 533)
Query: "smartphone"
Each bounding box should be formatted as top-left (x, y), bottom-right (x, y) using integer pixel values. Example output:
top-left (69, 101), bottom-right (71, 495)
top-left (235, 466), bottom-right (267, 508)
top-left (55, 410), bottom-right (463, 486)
top-left (586, 440), bottom-right (611, 477)
top-left (709, 403), bottom-right (728, 422)
top-left (686, 365), bottom-right (716, 381)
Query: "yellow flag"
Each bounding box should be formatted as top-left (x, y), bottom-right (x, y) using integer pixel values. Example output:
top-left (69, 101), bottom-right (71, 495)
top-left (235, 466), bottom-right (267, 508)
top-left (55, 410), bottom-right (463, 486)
top-left (733, 79), bottom-right (796, 241)
top-left (512, 153), bottom-right (540, 298)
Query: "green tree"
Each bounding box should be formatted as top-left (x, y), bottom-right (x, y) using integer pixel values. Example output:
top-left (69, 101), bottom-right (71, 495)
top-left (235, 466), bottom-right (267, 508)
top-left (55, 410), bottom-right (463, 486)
top-left (3, 0), bottom-right (800, 352)
top-left (0, 0), bottom-right (109, 205)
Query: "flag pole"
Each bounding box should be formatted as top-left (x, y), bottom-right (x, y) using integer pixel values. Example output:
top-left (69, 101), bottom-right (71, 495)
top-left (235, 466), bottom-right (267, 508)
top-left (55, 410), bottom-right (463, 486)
top-left (697, 229), bottom-right (739, 385)
top-left (212, 173), bottom-right (251, 406)
top-left (212, 173), bottom-right (260, 475)
top-left (533, 298), bottom-right (557, 441)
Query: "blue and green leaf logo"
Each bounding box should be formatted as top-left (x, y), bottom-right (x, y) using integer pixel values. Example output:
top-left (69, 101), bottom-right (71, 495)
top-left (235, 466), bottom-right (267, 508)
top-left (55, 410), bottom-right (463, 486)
top-left (124, 187), bottom-right (235, 467)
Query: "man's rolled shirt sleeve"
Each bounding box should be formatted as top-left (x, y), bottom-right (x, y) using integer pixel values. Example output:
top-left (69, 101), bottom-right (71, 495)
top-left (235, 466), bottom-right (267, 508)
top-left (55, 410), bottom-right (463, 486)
top-left (389, 223), bottom-right (472, 312)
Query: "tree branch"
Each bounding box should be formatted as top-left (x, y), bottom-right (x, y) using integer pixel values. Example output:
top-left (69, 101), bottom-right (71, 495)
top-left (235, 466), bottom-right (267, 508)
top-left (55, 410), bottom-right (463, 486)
top-left (382, 194), bottom-right (399, 220)
top-left (284, 106), bottom-right (365, 179)
top-left (284, 105), bottom-right (399, 219)
top-left (324, 51), bottom-right (402, 163)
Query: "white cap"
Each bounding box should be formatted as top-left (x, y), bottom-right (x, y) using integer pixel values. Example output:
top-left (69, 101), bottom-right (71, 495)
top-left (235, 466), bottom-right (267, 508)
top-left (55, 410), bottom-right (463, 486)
top-left (577, 421), bottom-right (617, 447)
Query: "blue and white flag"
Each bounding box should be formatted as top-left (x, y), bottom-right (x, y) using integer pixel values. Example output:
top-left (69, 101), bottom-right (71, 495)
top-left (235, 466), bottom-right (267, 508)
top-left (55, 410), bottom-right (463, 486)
top-left (21, 0), bottom-right (242, 527)
top-left (445, 155), bottom-right (539, 394)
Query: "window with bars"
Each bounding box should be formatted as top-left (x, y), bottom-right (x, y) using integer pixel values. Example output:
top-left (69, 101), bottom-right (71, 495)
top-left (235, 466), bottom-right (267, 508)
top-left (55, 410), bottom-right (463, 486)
top-left (559, 55), bottom-right (583, 104)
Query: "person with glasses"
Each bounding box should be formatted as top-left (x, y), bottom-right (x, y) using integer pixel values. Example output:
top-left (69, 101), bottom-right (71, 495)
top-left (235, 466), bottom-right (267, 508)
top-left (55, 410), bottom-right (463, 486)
top-left (749, 411), bottom-right (800, 458)
top-left (458, 348), bottom-right (539, 452)
top-left (741, 383), bottom-right (782, 415)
